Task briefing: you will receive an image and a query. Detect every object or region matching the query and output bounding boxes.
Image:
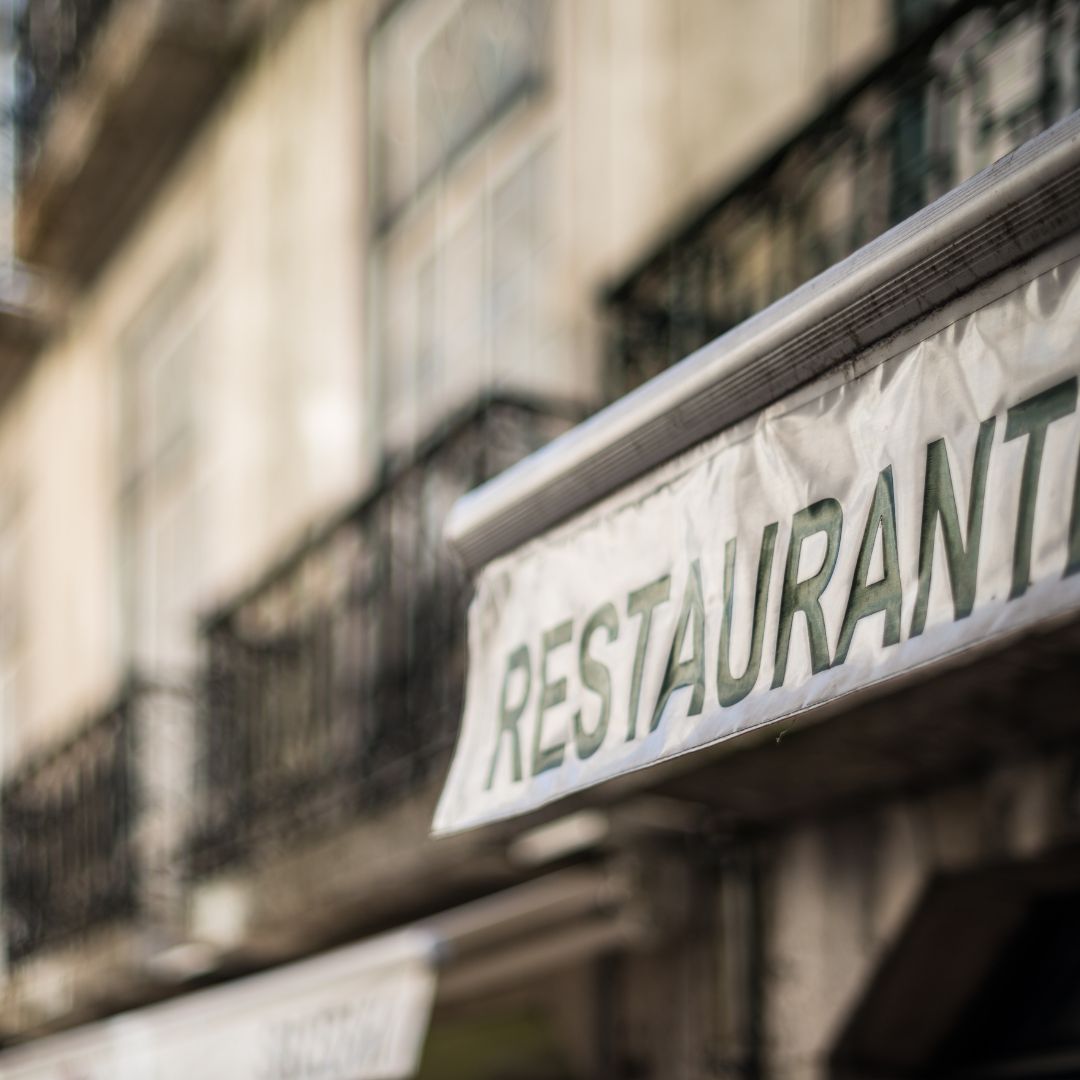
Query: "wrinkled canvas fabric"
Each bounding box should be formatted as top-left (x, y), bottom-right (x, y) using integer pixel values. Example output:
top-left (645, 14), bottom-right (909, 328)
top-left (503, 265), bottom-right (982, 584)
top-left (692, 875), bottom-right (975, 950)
top-left (435, 255), bottom-right (1080, 835)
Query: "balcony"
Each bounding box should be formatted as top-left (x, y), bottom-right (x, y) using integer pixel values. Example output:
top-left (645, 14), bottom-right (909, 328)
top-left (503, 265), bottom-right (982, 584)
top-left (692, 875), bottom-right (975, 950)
top-left (188, 400), bottom-right (573, 882)
top-left (605, 0), bottom-right (1080, 396)
top-left (0, 676), bottom-right (197, 1043)
top-left (189, 503), bottom-right (454, 875)
top-left (2, 690), bottom-right (137, 966)
top-left (14, 0), bottom-right (281, 283)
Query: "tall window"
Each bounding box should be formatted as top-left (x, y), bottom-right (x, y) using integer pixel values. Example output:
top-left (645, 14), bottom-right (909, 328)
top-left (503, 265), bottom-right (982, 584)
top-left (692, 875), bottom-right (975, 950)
top-left (371, 0), bottom-right (552, 221)
top-left (370, 0), bottom-right (559, 453)
top-left (118, 258), bottom-right (204, 676)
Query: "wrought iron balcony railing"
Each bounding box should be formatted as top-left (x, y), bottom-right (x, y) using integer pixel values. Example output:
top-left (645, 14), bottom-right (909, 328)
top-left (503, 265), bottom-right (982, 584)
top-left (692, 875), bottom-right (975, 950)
top-left (189, 400), bottom-right (574, 876)
top-left (2, 687), bottom-right (137, 965)
top-left (605, 0), bottom-right (1080, 397)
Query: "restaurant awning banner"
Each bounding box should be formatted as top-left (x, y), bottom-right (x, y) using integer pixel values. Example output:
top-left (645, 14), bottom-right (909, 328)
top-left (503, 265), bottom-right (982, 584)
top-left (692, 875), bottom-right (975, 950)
top-left (434, 254), bottom-right (1080, 834)
top-left (0, 929), bottom-right (437, 1079)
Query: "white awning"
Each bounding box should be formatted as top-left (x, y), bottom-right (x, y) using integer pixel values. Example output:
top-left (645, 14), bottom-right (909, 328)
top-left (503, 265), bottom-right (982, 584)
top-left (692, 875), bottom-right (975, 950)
top-left (0, 929), bottom-right (438, 1080)
top-left (0, 864), bottom-right (645, 1080)
top-left (435, 111), bottom-right (1080, 835)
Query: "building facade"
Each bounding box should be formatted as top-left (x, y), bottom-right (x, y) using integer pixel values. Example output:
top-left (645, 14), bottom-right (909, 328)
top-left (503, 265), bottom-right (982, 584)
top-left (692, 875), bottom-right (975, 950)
top-left (0, 0), bottom-right (1078, 1077)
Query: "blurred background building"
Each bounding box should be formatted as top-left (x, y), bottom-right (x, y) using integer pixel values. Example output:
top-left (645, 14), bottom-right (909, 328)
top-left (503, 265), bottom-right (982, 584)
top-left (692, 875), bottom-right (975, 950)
top-left (0, 0), bottom-right (1078, 1077)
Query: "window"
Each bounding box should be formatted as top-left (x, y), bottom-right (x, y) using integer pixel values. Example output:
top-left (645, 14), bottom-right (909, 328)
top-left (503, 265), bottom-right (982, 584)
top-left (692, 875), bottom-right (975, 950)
top-left (118, 258), bottom-right (204, 674)
top-left (370, 0), bottom-right (562, 455)
top-left (377, 140), bottom-right (557, 450)
top-left (371, 0), bottom-right (553, 220)
top-left (490, 142), bottom-right (556, 373)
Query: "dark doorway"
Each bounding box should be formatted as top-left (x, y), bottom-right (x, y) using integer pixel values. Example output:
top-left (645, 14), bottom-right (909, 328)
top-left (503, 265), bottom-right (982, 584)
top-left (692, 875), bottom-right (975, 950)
top-left (934, 890), bottom-right (1080, 1079)
top-left (833, 851), bottom-right (1080, 1079)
